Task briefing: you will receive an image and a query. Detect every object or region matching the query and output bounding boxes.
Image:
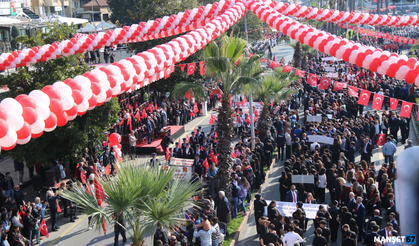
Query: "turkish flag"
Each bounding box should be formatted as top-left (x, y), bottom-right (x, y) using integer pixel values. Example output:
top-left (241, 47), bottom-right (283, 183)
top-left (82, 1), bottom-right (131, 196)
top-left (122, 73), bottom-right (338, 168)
top-left (142, 108), bottom-right (147, 118)
top-left (372, 31), bottom-right (376, 37)
top-left (180, 64), bottom-right (186, 72)
top-left (367, 30), bottom-right (371, 36)
top-left (209, 115), bottom-right (217, 125)
top-left (56, 200), bottom-right (62, 213)
top-left (415, 40), bottom-right (418, 45)
top-left (398, 37), bottom-right (403, 43)
top-left (105, 164), bottom-right (110, 175)
top-left (390, 98), bottom-right (399, 110)
top-left (333, 81), bottom-right (345, 91)
top-left (241, 96), bottom-right (247, 106)
top-left (202, 158), bottom-right (209, 169)
top-left (372, 93), bottom-right (384, 110)
top-left (199, 61), bottom-right (206, 76)
top-left (40, 218), bottom-right (49, 238)
top-left (400, 101), bottom-right (413, 118)
top-left (164, 66), bottom-right (173, 79)
top-left (307, 73), bottom-right (318, 86)
top-left (187, 63), bottom-right (196, 75)
top-left (295, 69), bottom-right (305, 77)
top-left (403, 37), bottom-right (408, 44)
top-left (186, 134), bottom-right (190, 143)
top-left (378, 32), bottom-right (382, 38)
top-left (193, 103), bottom-right (199, 114)
top-left (282, 65), bottom-right (293, 73)
top-left (147, 103), bottom-right (153, 113)
top-left (210, 153), bottom-right (218, 164)
top-left (165, 147), bottom-right (170, 161)
top-left (135, 111), bottom-right (140, 121)
top-left (409, 39), bottom-right (413, 45)
top-left (95, 178), bottom-right (105, 207)
top-left (383, 33), bottom-right (387, 39)
top-left (376, 134), bottom-right (386, 146)
top-left (348, 86), bottom-right (359, 97)
top-left (318, 77), bottom-right (331, 90)
top-left (358, 90), bottom-right (371, 106)
top-left (270, 61), bottom-right (281, 68)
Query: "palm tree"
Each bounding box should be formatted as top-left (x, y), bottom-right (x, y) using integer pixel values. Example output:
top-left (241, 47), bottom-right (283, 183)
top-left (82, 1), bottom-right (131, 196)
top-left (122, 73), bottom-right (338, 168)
top-left (252, 67), bottom-right (296, 139)
top-left (60, 163), bottom-right (202, 246)
top-left (172, 36), bottom-right (263, 199)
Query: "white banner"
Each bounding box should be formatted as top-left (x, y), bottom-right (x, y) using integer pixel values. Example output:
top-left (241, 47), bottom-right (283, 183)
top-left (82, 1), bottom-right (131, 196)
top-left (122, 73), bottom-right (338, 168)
top-left (324, 67), bottom-right (335, 72)
top-left (168, 158), bottom-right (194, 181)
top-left (326, 72), bottom-right (339, 78)
top-left (264, 200), bottom-right (328, 219)
top-left (232, 102), bottom-right (264, 115)
top-left (322, 57), bottom-right (342, 62)
top-left (306, 115), bottom-right (322, 122)
top-left (308, 135), bottom-right (334, 145)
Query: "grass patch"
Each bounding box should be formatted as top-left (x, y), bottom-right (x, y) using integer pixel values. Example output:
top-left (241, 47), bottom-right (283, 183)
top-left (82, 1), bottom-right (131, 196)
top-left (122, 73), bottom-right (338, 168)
top-left (223, 204), bottom-right (251, 246)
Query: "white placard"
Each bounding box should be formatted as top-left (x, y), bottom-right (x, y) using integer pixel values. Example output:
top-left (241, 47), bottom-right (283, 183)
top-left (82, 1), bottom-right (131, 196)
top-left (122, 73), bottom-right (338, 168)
top-left (307, 115), bottom-right (322, 122)
top-left (308, 135), bottom-right (318, 142)
top-left (167, 158), bottom-right (194, 181)
top-left (325, 67), bottom-right (335, 72)
top-left (326, 72), bottom-right (339, 78)
top-left (292, 175), bottom-right (315, 184)
top-left (264, 200), bottom-right (329, 219)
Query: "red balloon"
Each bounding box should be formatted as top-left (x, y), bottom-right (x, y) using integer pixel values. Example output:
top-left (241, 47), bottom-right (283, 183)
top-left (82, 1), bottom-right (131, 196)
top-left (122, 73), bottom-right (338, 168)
top-left (15, 94), bottom-right (27, 101)
top-left (77, 111), bottom-right (87, 116)
top-left (66, 104), bottom-right (78, 116)
top-left (22, 107), bottom-right (38, 125)
top-left (44, 112), bottom-right (57, 128)
top-left (90, 82), bottom-right (101, 95)
top-left (49, 98), bottom-right (63, 116)
top-left (64, 79), bottom-right (82, 91)
top-left (106, 89), bottom-right (113, 98)
top-left (0, 119), bottom-right (8, 138)
top-left (1, 142), bottom-right (16, 151)
top-left (31, 132), bottom-right (43, 139)
top-left (84, 73), bottom-right (100, 84)
top-left (88, 95), bottom-right (97, 107)
top-left (17, 95), bottom-right (36, 109)
top-left (387, 63), bottom-right (399, 77)
top-left (44, 88), bottom-right (61, 100)
top-left (406, 58), bottom-right (416, 69)
top-left (56, 112), bottom-right (68, 127)
top-left (108, 133), bottom-right (121, 145)
top-left (16, 122), bottom-right (30, 140)
top-left (72, 89), bottom-right (84, 105)
top-left (120, 82), bottom-right (126, 92)
top-left (405, 69), bottom-right (417, 84)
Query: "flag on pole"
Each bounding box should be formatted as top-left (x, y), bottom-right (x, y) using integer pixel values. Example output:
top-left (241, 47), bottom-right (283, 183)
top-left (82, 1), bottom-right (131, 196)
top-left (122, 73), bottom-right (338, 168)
top-left (187, 63), bottom-right (196, 75)
top-left (241, 96), bottom-right (247, 107)
top-left (203, 158), bottom-right (209, 169)
top-left (40, 218), bottom-right (49, 238)
top-left (358, 90), bottom-right (371, 106)
top-left (400, 101), bottom-right (413, 118)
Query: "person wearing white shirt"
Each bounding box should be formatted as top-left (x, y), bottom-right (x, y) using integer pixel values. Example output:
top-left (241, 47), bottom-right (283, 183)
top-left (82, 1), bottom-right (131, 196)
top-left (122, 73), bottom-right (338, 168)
top-left (384, 231), bottom-right (402, 246)
top-left (282, 225), bottom-right (304, 246)
top-left (285, 129), bottom-right (292, 159)
top-left (193, 226), bottom-right (215, 246)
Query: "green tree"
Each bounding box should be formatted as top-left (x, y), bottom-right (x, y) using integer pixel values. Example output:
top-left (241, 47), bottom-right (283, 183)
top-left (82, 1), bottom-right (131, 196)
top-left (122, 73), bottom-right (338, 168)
top-left (172, 36), bottom-right (263, 200)
top-left (61, 164), bottom-right (202, 246)
top-left (11, 25), bottom-right (20, 50)
top-left (226, 12), bottom-right (263, 41)
top-left (0, 23), bottom-right (119, 167)
top-left (292, 41), bottom-right (302, 68)
top-left (252, 67), bottom-right (296, 138)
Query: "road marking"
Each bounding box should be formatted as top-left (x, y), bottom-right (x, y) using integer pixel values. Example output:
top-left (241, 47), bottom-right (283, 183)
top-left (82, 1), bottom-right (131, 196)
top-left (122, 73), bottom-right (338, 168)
top-left (47, 215), bottom-right (87, 246)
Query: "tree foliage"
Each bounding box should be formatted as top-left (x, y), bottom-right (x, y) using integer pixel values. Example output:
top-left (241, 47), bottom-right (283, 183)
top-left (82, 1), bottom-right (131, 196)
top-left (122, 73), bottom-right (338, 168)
top-left (226, 12), bottom-right (263, 41)
top-left (292, 41), bottom-right (302, 69)
top-left (0, 23), bottom-right (119, 167)
top-left (61, 164), bottom-right (202, 246)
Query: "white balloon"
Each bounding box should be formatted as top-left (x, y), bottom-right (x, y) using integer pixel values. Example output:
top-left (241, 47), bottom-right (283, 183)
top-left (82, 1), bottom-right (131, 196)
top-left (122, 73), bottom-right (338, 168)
top-left (99, 79), bottom-right (110, 91)
top-left (96, 90), bottom-right (107, 104)
top-left (6, 112), bottom-right (24, 132)
top-left (17, 135), bottom-right (31, 145)
top-left (77, 99), bottom-right (89, 113)
top-left (377, 61), bottom-right (389, 75)
top-left (68, 114), bottom-right (77, 121)
top-left (36, 104), bottom-right (50, 120)
top-left (395, 65), bottom-right (410, 80)
top-left (111, 84), bottom-right (121, 96)
top-left (52, 82), bottom-right (72, 96)
top-left (1, 98), bottom-right (23, 115)
top-left (44, 124), bottom-right (57, 132)
top-left (29, 90), bottom-right (50, 107)
top-left (74, 75), bottom-right (91, 88)
top-left (61, 93), bottom-right (75, 111)
top-left (30, 117), bottom-right (45, 134)
top-left (0, 128), bottom-right (17, 148)
top-left (81, 86), bottom-right (93, 101)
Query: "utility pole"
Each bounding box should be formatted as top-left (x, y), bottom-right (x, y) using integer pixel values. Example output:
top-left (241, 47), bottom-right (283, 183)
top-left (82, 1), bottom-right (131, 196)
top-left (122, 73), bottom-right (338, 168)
top-left (244, 12), bottom-right (256, 150)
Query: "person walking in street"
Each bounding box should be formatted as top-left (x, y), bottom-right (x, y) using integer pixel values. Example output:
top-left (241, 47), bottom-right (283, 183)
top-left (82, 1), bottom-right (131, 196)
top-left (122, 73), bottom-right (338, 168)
top-left (382, 137), bottom-right (397, 164)
top-left (46, 190), bottom-right (60, 232)
top-left (113, 212), bottom-right (126, 246)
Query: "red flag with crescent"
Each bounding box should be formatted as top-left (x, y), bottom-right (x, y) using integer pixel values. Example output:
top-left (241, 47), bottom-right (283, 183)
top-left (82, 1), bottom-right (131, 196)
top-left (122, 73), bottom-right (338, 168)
top-left (372, 93), bottom-right (384, 110)
top-left (40, 218), bottom-right (49, 238)
top-left (376, 134), bottom-right (386, 146)
top-left (210, 152), bottom-right (218, 164)
top-left (241, 96), bottom-right (247, 107)
top-left (333, 81), bottom-right (345, 91)
top-left (199, 61), bottom-right (206, 76)
top-left (390, 98), bottom-right (399, 110)
top-left (318, 77), bottom-right (331, 90)
top-left (282, 65), bottom-right (293, 73)
top-left (400, 101), bottom-right (413, 118)
top-left (358, 90), bottom-right (371, 106)
top-left (187, 63), bottom-right (196, 75)
top-left (180, 64), bottom-right (186, 72)
top-left (348, 86), bottom-right (359, 97)
top-left (202, 158), bottom-right (209, 169)
top-left (307, 73), bottom-right (318, 86)
top-left (295, 69), bottom-right (305, 77)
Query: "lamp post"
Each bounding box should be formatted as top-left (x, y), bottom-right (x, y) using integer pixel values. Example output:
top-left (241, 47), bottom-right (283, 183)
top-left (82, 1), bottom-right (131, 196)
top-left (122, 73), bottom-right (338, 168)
top-left (244, 11), bottom-right (256, 150)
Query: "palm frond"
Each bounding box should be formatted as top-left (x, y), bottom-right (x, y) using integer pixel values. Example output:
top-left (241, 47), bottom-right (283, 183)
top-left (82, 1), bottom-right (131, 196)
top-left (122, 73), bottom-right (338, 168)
top-left (171, 82), bottom-right (206, 101)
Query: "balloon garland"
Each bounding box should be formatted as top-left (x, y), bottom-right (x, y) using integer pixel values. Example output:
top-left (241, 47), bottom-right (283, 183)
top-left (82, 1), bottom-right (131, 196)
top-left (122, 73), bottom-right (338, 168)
top-left (249, 0), bottom-right (419, 85)
top-left (0, 0), bottom-right (246, 150)
top-left (0, 0), bottom-right (236, 71)
top-left (268, 1), bottom-right (419, 27)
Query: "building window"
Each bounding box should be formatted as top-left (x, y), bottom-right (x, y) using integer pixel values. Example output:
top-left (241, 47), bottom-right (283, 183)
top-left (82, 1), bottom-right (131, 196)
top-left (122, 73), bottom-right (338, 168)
top-left (103, 14), bottom-right (108, 20)
top-left (74, 2), bottom-right (78, 7)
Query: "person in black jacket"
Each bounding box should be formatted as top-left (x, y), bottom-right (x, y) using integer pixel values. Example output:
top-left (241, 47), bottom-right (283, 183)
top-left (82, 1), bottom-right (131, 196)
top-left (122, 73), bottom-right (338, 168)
top-left (113, 212), bottom-right (126, 246)
top-left (160, 134), bottom-right (173, 155)
top-left (46, 190), bottom-right (60, 231)
top-left (217, 191), bottom-right (230, 224)
top-left (13, 186), bottom-right (26, 206)
top-left (254, 194), bottom-right (267, 235)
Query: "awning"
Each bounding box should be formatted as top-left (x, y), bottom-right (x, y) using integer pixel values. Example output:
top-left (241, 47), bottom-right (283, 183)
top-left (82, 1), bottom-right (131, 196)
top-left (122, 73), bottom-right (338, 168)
top-left (0, 17), bottom-right (21, 25)
top-left (57, 17), bottom-right (89, 25)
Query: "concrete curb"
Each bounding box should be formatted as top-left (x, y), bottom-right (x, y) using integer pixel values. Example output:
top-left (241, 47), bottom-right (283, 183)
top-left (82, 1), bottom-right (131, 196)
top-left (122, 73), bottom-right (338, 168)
top-left (229, 158), bottom-right (276, 246)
